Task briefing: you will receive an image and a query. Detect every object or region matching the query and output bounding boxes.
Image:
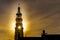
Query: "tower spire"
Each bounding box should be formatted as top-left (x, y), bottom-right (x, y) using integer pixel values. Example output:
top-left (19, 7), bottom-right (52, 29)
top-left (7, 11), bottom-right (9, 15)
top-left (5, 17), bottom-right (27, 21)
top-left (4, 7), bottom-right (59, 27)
top-left (15, 2), bottom-right (23, 40)
top-left (18, 3), bottom-right (20, 13)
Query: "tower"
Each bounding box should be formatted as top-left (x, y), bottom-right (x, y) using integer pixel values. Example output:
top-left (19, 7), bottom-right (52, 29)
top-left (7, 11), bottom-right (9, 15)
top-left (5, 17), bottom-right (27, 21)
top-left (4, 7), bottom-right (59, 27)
top-left (41, 30), bottom-right (46, 40)
top-left (15, 5), bottom-right (23, 40)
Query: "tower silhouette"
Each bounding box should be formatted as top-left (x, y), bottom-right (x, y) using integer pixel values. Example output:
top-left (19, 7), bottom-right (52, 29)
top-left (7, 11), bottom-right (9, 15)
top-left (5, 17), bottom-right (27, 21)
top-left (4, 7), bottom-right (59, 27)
top-left (15, 4), bottom-right (23, 40)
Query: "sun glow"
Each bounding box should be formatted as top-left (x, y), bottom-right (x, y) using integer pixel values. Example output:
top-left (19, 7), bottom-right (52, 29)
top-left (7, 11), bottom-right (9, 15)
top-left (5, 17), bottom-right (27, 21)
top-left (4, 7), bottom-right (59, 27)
top-left (23, 21), bottom-right (27, 32)
top-left (18, 26), bottom-right (21, 30)
top-left (11, 22), bottom-right (16, 32)
top-left (11, 21), bottom-right (27, 33)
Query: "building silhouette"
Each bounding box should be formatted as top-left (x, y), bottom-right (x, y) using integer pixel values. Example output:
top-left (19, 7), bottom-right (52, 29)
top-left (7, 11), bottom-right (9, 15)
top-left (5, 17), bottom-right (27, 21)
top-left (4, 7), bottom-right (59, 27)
top-left (14, 4), bottom-right (60, 40)
top-left (15, 5), bottom-right (23, 40)
top-left (41, 30), bottom-right (60, 40)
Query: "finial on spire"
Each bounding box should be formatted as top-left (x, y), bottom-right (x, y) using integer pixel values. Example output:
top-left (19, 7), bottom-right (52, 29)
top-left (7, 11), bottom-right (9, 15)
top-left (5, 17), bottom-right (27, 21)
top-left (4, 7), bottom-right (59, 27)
top-left (18, 2), bottom-right (20, 13)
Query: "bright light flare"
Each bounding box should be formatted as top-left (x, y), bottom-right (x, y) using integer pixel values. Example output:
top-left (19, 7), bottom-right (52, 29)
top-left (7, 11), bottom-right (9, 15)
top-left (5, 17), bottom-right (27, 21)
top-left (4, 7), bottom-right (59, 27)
top-left (18, 26), bottom-right (21, 30)
top-left (11, 21), bottom-right (27, 33)
top-left (23, 21), bottom-right (27, 32)
top-left (11, 22), bottom-right (16, 32)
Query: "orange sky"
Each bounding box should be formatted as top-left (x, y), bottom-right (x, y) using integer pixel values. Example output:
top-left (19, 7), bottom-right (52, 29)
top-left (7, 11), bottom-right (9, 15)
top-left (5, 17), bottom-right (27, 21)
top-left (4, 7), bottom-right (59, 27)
top-left (0, 0), bottom-right (60, 40)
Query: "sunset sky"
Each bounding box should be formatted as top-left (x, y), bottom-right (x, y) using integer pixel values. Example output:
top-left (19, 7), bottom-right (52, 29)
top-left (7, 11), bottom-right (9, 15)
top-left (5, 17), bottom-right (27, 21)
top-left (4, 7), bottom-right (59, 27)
top-left (0, 0), bottom-right (60, 40)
